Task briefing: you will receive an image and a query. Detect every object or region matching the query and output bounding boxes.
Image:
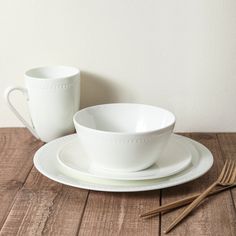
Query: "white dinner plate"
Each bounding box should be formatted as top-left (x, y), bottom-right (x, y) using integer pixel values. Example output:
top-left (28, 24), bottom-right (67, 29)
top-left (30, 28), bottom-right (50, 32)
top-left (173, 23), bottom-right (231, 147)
top-left (57, 135), bottom-right (192, 180)
top-left (33, 134), bottom-right (213, 192)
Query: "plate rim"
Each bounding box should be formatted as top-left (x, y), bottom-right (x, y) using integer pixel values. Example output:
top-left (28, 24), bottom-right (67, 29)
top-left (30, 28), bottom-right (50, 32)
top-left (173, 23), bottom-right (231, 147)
top-left (33, 134), bottom-right (214, 192)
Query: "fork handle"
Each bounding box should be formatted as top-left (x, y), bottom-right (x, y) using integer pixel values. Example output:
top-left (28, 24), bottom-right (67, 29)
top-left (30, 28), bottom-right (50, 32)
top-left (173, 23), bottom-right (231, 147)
top-left (164, 182), bottom-right (218, 234)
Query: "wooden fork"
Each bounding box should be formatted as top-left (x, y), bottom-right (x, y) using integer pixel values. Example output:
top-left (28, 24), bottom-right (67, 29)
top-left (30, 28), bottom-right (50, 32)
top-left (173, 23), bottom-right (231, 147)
top-left (164, 159), bottom-right (236, 234)
top-left (140, 183), bottom-right (236, 219)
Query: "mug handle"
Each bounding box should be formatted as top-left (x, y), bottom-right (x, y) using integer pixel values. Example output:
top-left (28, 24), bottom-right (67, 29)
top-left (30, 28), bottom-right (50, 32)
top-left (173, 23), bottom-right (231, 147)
top-left (5, 86), bottom-right (39, 139)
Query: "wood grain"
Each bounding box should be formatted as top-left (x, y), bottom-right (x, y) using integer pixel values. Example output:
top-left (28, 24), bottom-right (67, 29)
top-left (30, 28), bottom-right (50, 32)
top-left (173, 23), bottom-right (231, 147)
top-left (0, 145), bottom-right (89, 236)
top-left (217, 133), bottom-right (236, 208)
top-left (161, 133), bottom-right (236, 236)
top-left (78, 190), bottom-right (160, 236)
top-left (0, 129), bottom-right (236, 236)
top-left (1, 167), bottom-right (89, 236)
top-left (0, 128), bottom-right (42, 229)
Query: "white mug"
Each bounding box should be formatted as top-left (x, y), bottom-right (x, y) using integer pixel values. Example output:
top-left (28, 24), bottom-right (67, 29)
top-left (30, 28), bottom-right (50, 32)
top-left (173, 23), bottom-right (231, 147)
top-left (5, 66), bottom-right (80, 142)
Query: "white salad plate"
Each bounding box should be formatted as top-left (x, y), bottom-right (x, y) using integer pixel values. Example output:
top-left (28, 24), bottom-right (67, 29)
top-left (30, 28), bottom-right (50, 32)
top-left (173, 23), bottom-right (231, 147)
top-left (33, 134), bottom-right (213, 192)
top-left (57, 135), bottom-right (192, 180)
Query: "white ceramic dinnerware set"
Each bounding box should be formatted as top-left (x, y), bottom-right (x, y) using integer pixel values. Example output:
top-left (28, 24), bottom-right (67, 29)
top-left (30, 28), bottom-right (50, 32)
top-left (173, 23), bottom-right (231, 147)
top-left (5, 66), bottom-right (213, 192)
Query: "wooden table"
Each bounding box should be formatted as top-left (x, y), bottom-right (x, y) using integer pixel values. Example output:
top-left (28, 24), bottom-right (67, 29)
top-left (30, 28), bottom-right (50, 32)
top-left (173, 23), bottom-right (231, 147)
top-left (0, 128), bottom-right (235, 236)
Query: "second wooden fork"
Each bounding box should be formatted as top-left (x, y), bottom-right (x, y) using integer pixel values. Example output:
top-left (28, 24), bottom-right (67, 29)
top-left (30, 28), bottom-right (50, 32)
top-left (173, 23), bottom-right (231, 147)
top-left (164, 159), bottom-right (236, 234)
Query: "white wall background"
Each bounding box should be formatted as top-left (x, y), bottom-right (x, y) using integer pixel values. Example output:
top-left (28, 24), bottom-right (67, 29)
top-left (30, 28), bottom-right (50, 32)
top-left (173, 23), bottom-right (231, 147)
top-left (0, 0), bottom-right (236, 132)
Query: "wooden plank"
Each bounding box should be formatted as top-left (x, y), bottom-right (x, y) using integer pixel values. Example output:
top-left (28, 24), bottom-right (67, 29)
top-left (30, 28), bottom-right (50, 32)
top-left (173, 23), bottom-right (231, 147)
top-left (1, 130), bottom-right (235, 235)
top-left (217, 133), bottom-right (236, 207)
top-left (0, 166), bottom-right (89, 236)
top-left (78, 190), bottom-right (160, 236)
top-left (0, 128), bottom-right (42, 229)
top-left (160, 133), bottom-right (236, 236)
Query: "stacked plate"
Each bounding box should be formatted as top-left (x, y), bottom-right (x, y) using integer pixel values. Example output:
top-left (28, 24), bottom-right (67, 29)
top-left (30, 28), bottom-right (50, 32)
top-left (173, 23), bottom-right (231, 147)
top-left (33, 133), bottom-right (213, 192)
top-left (34, 104), bottom-right (213, 192)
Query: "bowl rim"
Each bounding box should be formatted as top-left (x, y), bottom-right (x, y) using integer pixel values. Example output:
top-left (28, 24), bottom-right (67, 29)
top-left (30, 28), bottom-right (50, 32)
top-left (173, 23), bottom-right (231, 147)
top-left (73, 103), bottom-right (176, 136)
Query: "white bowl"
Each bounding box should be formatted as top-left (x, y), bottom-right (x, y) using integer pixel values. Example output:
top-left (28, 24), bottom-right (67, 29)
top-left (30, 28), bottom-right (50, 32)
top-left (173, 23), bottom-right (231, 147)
top-left (73, 103), bottom-right (175, 172)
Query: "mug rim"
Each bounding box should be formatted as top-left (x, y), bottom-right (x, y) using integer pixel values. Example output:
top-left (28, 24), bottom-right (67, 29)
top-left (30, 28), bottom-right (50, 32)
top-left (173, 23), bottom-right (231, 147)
top-left (25, 65), bottom-right (80, 80)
